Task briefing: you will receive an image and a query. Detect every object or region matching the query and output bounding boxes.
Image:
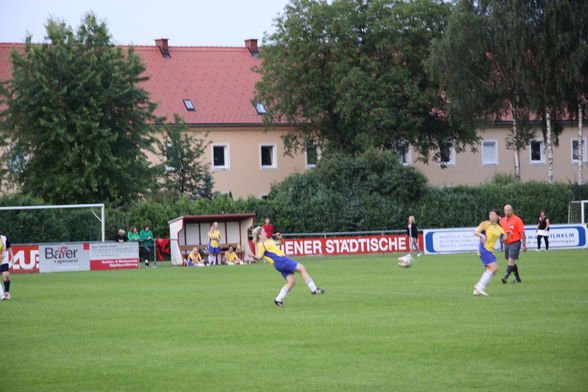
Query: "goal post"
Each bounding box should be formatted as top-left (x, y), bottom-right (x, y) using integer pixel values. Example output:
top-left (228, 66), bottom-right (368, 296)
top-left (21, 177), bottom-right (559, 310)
top-left (568, 200), bottom-right (588, 225)
top-left (0, 203), bottom-right (105, 242)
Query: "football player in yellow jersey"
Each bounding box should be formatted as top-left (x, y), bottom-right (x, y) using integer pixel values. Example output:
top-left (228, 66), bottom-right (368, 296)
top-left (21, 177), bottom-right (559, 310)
top-left (224, 246), bottom-right (244, 265)
top-left (186, 247), bottom-right (204, 267)
top-left (248, 226), bottom-right (325, 307)
top-left (207, 222), bottom-right (222, 266)
top-left (472, 210), bottom-right (509, 296)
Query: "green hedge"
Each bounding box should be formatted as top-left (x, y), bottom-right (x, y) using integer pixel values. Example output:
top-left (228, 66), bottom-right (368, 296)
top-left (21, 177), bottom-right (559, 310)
top-left (1, 169), bottom-right (587, 243)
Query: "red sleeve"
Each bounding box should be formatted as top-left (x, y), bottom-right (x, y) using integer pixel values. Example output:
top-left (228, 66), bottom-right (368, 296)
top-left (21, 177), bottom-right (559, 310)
top-left (517, 218), bottom-right (525, 233)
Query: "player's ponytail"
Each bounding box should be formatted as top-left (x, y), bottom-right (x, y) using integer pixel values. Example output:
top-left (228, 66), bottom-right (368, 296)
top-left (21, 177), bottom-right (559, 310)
top-left (251, 226), bottom-right (263, 243)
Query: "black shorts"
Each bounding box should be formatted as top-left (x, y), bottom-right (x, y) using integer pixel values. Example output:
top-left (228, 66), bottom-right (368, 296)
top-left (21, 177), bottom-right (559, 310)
top-left (0, 263), bottom-right (9, 273)
top-left (504, 241), bottom-right (521, 261)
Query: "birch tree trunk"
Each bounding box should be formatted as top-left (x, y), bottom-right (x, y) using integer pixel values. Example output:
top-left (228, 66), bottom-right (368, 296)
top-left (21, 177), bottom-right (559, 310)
top-left (545, 110), bottom-right (554, 184)
top-left (579, 100), bottom-right (584, 185)
top-left (513, 117), bottom-right (521, 180)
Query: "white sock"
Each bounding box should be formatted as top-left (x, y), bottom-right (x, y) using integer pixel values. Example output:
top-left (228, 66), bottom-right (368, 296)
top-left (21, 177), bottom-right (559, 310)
top-left (306, 278), bottom-right (317, 292)
top-left (276, 286), bottom-right (289, 302)
top-left (477, 270), bottom-right (494, 289)
top-left (0, 281), bottom-right (4, 296)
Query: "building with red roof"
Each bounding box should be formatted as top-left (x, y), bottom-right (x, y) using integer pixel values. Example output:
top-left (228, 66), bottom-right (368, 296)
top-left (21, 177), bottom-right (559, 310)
top-left (0, 39), bottom-right (586, 196)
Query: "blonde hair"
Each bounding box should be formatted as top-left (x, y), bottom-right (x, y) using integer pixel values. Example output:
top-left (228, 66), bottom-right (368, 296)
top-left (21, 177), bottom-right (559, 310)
top-left (251, 226), bottom-right (264, 243)
top-left (408, 216), bottom-right (415, 223)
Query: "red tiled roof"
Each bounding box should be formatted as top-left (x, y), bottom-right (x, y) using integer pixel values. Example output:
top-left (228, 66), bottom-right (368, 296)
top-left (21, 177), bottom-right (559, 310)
top-left (0, 42), bottom-right (266, 125)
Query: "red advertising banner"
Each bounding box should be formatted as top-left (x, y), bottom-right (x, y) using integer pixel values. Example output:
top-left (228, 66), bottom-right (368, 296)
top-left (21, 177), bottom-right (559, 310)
top-left (90, 258), bottom-right (139, 270)
top-left (10, 245), bottom-right (40, 274)
top-left (281, 234), bottom-right (423, 257)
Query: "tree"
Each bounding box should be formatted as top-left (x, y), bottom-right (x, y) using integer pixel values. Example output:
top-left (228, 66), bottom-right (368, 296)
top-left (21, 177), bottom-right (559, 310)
top-left (521, 0), bottom-right (576, 184)
top-left (554, 0), bottom-right (588, 184)
top-left (264, 149), bottom-right (428, 232)
top-left (255, 0), bottom-right (479, 161)
top-left (429, 0), bottom-right (536, 181)
top-left (158, 114), bottom-right (213, 199)
top-left (0, 13), bottom-right (158, 204)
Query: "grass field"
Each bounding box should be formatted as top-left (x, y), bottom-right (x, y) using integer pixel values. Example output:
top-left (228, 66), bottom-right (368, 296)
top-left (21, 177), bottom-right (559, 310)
top-left (3, 249), bottom-right (588, 392)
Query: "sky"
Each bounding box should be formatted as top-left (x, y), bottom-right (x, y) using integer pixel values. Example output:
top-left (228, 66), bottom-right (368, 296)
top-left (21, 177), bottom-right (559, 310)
top-left (0, 0), bottom-right (292, 47)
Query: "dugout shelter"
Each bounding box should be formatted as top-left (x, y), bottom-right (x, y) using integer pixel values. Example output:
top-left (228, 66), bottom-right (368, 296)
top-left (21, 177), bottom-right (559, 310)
top-left (168, 213), bottom-right (255, 265)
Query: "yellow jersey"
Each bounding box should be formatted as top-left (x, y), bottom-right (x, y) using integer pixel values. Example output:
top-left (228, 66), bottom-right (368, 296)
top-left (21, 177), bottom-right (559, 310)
top-left (208, 230), bottom-right (221, 248)
top-left (225, 251), bottom-right (237, 262)
top-left (256, 239), bottom-right (286, 265)
top-left (474, 220), bottom-right (506, 252)
top-left (0, 236), bottom-right (5, 263)
top-left (188, 251), bottom-right (202, 264)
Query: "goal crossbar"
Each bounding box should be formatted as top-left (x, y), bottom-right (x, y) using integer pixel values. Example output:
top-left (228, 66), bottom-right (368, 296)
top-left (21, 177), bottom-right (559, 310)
top-left (0, 203), bottom-right (105, 241)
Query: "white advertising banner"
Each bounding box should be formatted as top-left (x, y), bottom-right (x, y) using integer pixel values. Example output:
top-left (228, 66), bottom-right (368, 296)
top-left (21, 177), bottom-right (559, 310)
top-left (90, 242), bottom-right (139, 270)
top-left (424, 224), bottom-right (587, 254)
top-left (39, 243), bottom-right (91, 273)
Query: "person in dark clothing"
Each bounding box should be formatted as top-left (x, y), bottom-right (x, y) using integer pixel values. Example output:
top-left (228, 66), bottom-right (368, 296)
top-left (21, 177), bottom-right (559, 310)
top-left (406, 216), bottom-right (422, 257)
top-left (114, 229), bottom-right (127, 243)
top-left (536, 211), bottom-right (550, 250)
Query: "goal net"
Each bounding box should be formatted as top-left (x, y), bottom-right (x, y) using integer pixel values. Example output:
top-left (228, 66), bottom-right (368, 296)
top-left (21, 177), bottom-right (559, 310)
top-left (0, 203), bottom-right (105, 244)
top-left (568, 200), bottom-right (588, 224)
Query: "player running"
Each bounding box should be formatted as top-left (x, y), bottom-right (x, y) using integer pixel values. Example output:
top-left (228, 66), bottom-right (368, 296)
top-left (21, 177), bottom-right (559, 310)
top-left (472, 210), bottom-right (509, 296)
top-left (248, 226), bottom-right (325, 307)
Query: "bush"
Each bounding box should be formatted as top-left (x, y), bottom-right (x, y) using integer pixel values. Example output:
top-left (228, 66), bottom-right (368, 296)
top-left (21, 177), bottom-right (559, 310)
top-left (262, 150), bottom-right (428, 232)
top-left (2, 177), bottom-right (587, 243)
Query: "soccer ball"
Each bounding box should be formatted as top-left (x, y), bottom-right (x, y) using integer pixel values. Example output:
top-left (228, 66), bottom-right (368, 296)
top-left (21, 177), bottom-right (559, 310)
top-left (397, 255), bottom-right (413, 268)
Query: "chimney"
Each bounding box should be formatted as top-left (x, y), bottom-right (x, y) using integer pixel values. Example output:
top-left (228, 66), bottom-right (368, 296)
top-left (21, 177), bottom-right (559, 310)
top-left (245, 39), bottom-right (259, 57)
top-left (155, 38), bottom-right (171, 58)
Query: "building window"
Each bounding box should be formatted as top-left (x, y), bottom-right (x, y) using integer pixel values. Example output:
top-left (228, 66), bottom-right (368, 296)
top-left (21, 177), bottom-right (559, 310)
top-left (439, 143), bottom-right (456, 166)
top-left (260, 144), bottom-right (277, 169)
top-left (395, 141), bottom-right (411, 165)
top-left (305, 142), bottom-right (320, 168)
top-left (164, 143), bottom-right (174, 172)
top-left (254, 102), bottom-right (266, 115)
top-left (183, 99), bottom-right (195, 111)
top-left (482, 140), bottom-right (498, 165)
top-left (529, 139), bottom-right (545, 164)
top-left (571, 138), bottom-right (588, 163)
top-left (212, 144), bottom-right (230, 170)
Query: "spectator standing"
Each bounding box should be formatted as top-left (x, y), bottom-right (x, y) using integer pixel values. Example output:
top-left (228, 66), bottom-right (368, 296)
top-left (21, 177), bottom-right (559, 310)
top-left (536, 211), bottom-right (550, 250)
top-left (0, 234), bottom-right (14, 300)
top-left (140, 225), bottom-right (155, 268)
top-left (499, 205), bottom-right (527, 284)
top-left (262, 218), bottom-right (274, 239)
top-left (406, 216), bottom-right (422, 257)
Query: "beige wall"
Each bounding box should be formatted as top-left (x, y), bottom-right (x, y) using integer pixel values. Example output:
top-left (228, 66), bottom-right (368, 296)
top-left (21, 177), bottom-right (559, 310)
top-left (5, 123), bottom-right (583, 199)
top-left (412, 125), bottom-right (588, 186)
top-left (203, 126), bottom-right (310, 198)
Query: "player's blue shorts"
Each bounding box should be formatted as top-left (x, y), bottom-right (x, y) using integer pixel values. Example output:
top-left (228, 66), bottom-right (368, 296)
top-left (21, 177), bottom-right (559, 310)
top-left (479, 246), bottom-right (497, 266)
top-left (273, 255), bottom-right (299, 279)
top-left (208, 245), bottom-right (221, 254)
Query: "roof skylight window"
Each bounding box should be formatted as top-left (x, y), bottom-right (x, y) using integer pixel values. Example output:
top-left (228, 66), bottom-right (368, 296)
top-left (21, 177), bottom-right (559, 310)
top-left (183, 99), bottom-right (195, 111)
top-left (255, 102), bottom-right (266, 115)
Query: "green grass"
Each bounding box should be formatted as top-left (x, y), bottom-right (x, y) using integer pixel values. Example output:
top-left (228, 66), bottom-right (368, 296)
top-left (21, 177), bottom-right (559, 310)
top-left (3, 250), bottom-right (588, 392)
